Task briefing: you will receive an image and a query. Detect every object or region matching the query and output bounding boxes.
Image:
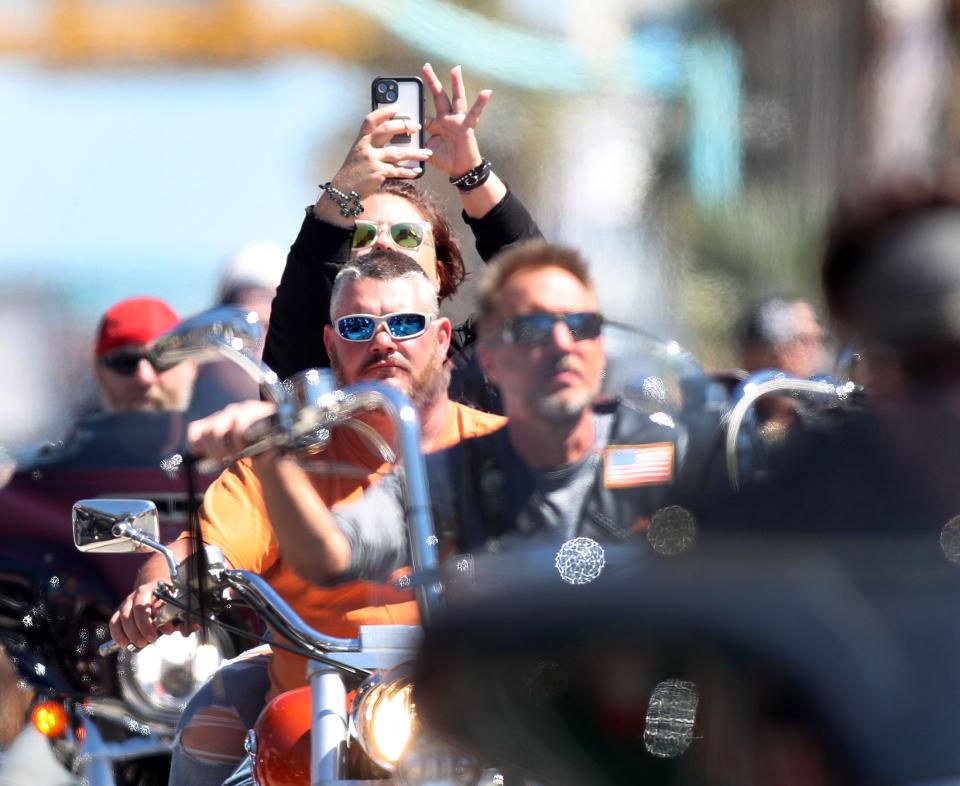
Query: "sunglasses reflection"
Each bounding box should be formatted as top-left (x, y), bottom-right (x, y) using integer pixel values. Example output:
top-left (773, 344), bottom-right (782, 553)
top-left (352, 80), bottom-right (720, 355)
top-left (335, 311), bottom-right (437, 342)
top-left (352, 221), bottom-right (431, 250)
top-left (501, 311), bottom-right (605, 346)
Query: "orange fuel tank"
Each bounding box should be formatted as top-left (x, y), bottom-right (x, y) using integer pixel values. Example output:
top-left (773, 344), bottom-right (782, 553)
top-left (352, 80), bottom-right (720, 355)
top-left (252, 687), bottom-right (312, 786)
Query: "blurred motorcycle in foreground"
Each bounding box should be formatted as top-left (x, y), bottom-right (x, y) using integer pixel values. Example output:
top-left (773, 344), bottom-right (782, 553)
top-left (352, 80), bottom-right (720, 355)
top-left (0, 307), bottom-right (271, 784)
top-left (71, 379), bottom-right (495, 785)
top-left (68, 304), bottom-right (491, 785)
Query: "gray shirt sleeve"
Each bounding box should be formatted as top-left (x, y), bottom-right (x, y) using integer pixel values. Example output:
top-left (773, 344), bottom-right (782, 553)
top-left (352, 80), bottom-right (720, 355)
top-left (332, 471), bottom-right (410, 581)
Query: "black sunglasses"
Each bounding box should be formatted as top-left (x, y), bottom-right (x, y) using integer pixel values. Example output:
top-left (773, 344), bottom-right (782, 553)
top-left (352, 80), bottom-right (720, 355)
top-left (335, 311), bottom-right (437, 342)
top-left (499, 311), bottom-right (605, 346)
top-left (98, 351), bottom-right (179, 376)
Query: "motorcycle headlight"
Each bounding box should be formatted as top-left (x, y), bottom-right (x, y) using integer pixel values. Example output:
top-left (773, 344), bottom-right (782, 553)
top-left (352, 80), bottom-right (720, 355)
top-left (118, 630), bottom-right (230, 724)
top-left (351, 668), bottom-right (418, 771)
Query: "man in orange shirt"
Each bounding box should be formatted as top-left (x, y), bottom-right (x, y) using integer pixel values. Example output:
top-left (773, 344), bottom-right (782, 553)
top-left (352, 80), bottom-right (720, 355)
top-left (108, 250), bottom-right (505, 786)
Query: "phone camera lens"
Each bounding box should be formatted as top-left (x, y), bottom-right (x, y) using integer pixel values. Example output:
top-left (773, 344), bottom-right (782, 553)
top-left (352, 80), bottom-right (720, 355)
top-left (385, 90), bottom-right (397, 102)
top-left (376, 82), bottom-right (388, 95)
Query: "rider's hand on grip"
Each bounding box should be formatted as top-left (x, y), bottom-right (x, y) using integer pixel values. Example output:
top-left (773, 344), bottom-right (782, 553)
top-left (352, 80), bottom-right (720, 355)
top-left (187, 400), bottom-right (280, 473)
top-left (108, 579), bottom-right (201, 652)
top-left (109, 578), bottom-right (167, 650)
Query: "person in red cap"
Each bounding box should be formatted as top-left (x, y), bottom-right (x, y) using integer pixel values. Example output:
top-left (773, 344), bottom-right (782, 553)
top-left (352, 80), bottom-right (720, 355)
top-left (94, 296), bottom-right (197, 412)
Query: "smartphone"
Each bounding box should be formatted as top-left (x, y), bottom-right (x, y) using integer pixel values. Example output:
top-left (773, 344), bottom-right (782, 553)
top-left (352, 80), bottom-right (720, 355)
top-left (371, 76), bottom-right (425, 178)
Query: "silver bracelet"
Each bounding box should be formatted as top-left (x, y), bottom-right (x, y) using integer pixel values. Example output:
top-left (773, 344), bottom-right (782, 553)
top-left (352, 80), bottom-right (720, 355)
top-left (320, 182), bottom-right (363, 218)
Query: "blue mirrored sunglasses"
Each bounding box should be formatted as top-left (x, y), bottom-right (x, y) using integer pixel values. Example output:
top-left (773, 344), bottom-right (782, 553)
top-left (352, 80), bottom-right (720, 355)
top-left (335, 311), bottom-right (437, 342)
top-left (500, 311), bottom-right (604, 346)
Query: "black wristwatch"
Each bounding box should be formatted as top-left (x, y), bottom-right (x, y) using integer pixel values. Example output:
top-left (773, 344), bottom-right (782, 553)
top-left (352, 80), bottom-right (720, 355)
top-left (450, 159), bottom-right (493, 192)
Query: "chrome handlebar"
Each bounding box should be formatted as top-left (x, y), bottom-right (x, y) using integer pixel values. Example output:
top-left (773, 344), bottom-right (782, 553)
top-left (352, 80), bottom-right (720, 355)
top-left (725, 375), bottom-right (858, 490)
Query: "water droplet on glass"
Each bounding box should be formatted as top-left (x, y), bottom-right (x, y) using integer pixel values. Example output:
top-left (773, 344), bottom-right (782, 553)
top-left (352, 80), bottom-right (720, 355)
top-left (160, 453), bottom-right (184, 478)
top-left (21, 614), bottom-right (33, 628)
top-left (940, 516), bottom-right (960, 565)
top-left (30, 469), bottom-right (42, 482)
top-left (34, 663), bottom-right (45, 676)
top-left (642, 376), bottom-right (667, 403)
top-left (643, 678), bottom-right (698, 758)
top-left (456, 558), bottom-right (471, 574)
top-left (554, 537), bottom-right (605, 585)
top-left (425, 535), bottom-right (439, 546)
top-left (48, 575), bottom-right (60, 589)
top-left (479, 470), bottom-right (504, 496)
top-left (400, 405), bottom-right (416, 422)
top-left (396, 575), bottom-right (412, 589)
top-left (648, 506), bottom-right (697, 556)
top-left (522, 660), bottom-right (569, 705)
top-left (650, 411), bottom-right (676, 429)
top-left (95, 625), bottom-right (107, 640)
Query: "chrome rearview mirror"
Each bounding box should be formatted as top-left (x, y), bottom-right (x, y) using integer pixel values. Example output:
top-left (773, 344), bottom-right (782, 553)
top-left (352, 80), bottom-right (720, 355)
top-left (73, 499), bottom-right (160, 553)
top-left (150, 306), bottom-right (283, 402)
top-left (151, 305), bottom-right (262, 366)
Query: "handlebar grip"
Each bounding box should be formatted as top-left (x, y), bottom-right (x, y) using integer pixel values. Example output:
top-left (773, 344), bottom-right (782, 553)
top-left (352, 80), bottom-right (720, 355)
top-left (191, 412), bottom-right (284, 475)
top-left (195, 456), bottom-right (225, 475)
top-left (98, 639), bottom-right (134, 657)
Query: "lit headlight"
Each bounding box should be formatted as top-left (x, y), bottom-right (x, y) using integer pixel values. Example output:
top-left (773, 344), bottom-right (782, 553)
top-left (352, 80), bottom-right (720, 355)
top-left (352, 668), bottom-right (418, 771)
top-left (118, 630), bottom-right (230, 723)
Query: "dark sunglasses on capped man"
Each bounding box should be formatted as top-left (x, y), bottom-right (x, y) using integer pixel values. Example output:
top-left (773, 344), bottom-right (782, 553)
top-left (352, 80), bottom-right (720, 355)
top-left (98, 350), bottom-right (180, 376)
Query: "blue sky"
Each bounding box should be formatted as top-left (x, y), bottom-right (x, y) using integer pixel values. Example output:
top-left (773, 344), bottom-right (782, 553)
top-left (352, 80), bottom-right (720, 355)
top-left (0, 57), bottom-right (362, 317)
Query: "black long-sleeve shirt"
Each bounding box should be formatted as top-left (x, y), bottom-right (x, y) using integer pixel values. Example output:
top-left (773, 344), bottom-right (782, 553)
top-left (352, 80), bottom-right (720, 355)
top-left (263, 190), bottom-right (542, 382)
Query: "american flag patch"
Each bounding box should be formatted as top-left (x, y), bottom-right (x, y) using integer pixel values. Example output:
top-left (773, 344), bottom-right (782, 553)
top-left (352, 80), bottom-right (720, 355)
top-left (603, 443), bottom-right (675, 489)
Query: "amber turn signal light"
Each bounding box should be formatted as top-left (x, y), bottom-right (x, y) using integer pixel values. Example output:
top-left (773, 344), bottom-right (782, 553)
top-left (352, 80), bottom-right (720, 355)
top-left (31, 701), bottom-right (68, 738)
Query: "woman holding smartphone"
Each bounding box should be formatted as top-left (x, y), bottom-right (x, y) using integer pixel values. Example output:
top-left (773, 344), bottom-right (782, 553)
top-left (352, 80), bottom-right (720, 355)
top-left (263, 63), bottom-right (542, 410)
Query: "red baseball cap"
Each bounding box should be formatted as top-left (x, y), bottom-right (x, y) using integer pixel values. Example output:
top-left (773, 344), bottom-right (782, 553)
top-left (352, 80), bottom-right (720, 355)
top-left (95, 296), bottom-right (180, 358)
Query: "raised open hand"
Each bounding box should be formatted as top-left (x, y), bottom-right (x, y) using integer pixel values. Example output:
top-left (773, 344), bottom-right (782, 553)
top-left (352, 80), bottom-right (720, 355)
top-left (422, 63), bottom-right (491, 179)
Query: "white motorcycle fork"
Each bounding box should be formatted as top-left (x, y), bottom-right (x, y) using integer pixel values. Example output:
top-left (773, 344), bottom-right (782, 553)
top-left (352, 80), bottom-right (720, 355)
top-left (307, 624), bottom-right (422, 786)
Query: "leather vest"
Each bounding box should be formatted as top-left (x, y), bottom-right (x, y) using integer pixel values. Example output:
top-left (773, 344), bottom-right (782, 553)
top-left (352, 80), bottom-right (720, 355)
top-left (427, 400), bottom-right (690, 552)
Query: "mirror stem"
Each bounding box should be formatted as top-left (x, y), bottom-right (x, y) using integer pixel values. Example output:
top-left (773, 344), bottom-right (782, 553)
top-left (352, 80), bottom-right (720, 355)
top-left (112, 521), bottom-right (179, 580)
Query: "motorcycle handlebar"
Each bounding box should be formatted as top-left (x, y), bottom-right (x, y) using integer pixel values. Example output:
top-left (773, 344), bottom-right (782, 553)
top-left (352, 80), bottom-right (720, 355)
top-left (725, 375), bottom-right (858, 489)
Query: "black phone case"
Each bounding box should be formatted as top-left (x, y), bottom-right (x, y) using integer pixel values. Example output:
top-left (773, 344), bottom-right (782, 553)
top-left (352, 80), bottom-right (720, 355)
top-left (371, 76), bottom-right (426, 179)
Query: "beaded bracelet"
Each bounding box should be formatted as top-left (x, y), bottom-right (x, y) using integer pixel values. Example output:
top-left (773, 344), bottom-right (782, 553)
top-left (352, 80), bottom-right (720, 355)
top-left (320, 182), bottom-right (363, 218)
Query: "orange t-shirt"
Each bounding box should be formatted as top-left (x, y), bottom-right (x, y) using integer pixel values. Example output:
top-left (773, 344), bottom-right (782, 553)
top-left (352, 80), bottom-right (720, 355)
top-left (193, 401), bottom-right (505, 698)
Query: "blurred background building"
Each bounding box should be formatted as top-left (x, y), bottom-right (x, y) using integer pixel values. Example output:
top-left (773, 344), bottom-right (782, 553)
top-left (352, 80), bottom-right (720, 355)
top-left (0, 0), bottom-right (957, 447)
